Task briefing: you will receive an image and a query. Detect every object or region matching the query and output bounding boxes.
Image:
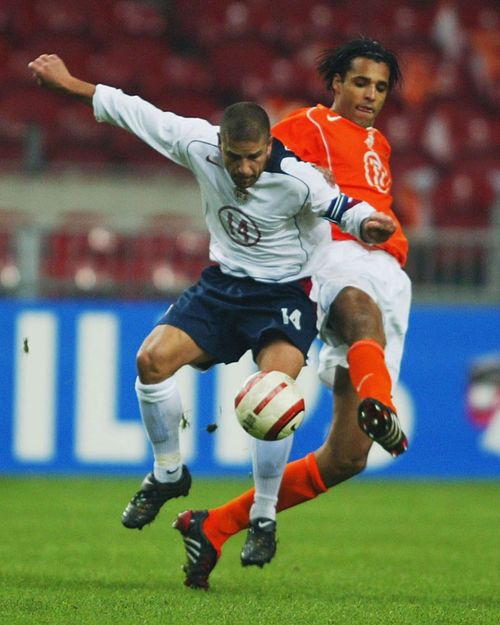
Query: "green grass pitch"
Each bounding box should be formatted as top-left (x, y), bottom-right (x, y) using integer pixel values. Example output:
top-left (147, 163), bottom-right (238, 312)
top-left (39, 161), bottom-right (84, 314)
top-left (0, 476), bottom-right (499, 625)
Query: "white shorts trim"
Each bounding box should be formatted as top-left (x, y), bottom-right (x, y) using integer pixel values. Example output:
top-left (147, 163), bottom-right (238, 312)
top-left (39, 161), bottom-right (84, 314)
top-left (310, 241), bottom-right (412, 388)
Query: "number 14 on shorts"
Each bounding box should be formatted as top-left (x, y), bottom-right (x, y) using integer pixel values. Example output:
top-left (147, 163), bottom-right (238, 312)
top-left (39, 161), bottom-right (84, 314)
top-left (281, 308), bottom-right (302, 330)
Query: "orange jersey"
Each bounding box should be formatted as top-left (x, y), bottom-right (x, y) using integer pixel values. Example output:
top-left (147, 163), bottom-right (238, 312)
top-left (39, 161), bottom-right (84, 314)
top-left (272, 104), bottom-right (408, 266)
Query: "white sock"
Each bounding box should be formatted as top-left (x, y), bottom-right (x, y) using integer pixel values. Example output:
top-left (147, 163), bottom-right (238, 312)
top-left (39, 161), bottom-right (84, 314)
top-left (249, 435), bottom-right (294, 521)
top-left (135, 376), bottom-right (183, 483)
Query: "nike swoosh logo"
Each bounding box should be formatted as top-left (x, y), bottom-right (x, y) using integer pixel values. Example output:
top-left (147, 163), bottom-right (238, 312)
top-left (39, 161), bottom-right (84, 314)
top-left (257, 520), bottom-right (274, 530)
top-left (166, 468), bottom-right (180, 474)
top-left (356, 373), bottom-right (374, 393)
top-left (206, 155), bottom-right (222, 167)
top-left (326, 114), bottom-right (341, 122)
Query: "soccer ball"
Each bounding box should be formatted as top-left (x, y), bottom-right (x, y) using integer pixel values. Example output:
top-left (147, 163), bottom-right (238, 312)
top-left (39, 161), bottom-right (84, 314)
top-left (234, 370), bottom-right (305, 440)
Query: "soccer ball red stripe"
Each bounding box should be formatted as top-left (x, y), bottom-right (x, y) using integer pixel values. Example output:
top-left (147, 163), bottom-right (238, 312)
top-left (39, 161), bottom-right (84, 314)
top-left (253, 382), bottom-right (288, 415)
top-left (234, 371), bottom-right (267, 408)
top-left (264, 398), bottom-right (306, 441)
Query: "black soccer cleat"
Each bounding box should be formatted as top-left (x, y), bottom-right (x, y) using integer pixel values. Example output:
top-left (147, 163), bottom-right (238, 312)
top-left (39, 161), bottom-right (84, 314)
top-left (173, 510), bottom-right (219, 590)
top-left (357, 397), bottom-right (408, 457)
top-left (240, 517), bottom-right (277, 568)
top-left (121, 465), bottom-right (191, 529)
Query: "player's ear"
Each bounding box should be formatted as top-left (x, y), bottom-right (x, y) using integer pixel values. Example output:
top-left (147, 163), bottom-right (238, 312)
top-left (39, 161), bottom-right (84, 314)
top-left (332, 73), bottom-right (342, 95)
top-left (265, 135), bottom-right (273, 159)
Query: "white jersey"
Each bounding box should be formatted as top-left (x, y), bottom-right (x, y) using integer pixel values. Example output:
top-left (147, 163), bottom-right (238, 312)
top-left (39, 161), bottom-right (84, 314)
top-left (93, 85), bottom-right (375, 283)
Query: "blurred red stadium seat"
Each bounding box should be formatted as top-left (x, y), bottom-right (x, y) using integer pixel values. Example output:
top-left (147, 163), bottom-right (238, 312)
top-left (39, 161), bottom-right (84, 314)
top-left (0, 110), bottom-right (28, 167)
top-left (0, 86), bottom-right (61, 127)
top-left (378, 108), bottom-right (427, 156)
top-left (0, 40), bottom-right (11, 82)
top-left (112, 0), bottom-right (169, 38)
top-left (85, 38), bottom-right (172, 93)
top-left (85, 50), bottom-right (137, 92)
top-left (431, 163), bottom-right (496, 228)
top-left (153, 92), bottom-right (220, 120)
top-left (46, 147), bottom-right (114, 171)
top-left (169, 0), bottom-right (233, 45)
top-left (140, 54), bottom-right (213, 100)
top-left (0, 209), bottom-right (31, 291)
top-left (1, 0), bottom-right (37, 40)
top-left (431, 60), bottom-right (468, 102)
top-left (421, 101), bottom-right (500, 164)
top-left (208, 39), bottom-right (279, 94)
top-left (7, 37), bottom-right (94, 89)
top-left (457, 0), bottom-right (500, 29)
top-left (372, 1), bottom-right (436, 44)
top-left (396, 45), bottom-right (442, 108)
top-left (41, 215), bottom-right (130, 295)
top-left (173, 230), bottom-right (210, 278)
top-left (268, 1), bottom-right (317, 47)
top-left (52, 103), bottom-right (110, 147)
top-left (33, 1), bottom-right (91, 35)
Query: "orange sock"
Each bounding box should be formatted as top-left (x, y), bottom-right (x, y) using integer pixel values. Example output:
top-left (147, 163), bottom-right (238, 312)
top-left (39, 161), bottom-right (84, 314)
top-left (347, 339), bottom-right (396, 412)
top-left (203, 452), bottom-right (327, 553)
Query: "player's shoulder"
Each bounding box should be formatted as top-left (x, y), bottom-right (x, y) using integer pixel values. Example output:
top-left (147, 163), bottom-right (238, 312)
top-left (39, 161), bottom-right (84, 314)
top-left (180, 116), bottom-right (217, 136)
top-left (272, 106), bottom-right (327, 151)
top-left (180, 118), bottom-right (219, 149)
top-left (266, 138), bottom-right (330, 190)
top-left (276, 104), bottom-right (326, 127)
top-left (372, 125), bottom-right (390, 143)
top-left (266, 138), bottom-right (303, 172)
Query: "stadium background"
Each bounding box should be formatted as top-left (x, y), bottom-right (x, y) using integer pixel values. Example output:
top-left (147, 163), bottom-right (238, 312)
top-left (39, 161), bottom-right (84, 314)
top-left (0, 0), bottom-right (499, 479)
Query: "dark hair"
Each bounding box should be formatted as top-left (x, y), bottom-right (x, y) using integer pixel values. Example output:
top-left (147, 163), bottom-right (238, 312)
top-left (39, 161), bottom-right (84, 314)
top-left (317, 37), bottom-right (402, 92)
top-left (220, 102), bottom-right (270, 142)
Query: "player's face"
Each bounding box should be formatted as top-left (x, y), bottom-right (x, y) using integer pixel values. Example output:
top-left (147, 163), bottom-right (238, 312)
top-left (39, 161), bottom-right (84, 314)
top-left (220, 134), bottom-right (273, 189)
top-left (331, 57), bottom-right (390, 128)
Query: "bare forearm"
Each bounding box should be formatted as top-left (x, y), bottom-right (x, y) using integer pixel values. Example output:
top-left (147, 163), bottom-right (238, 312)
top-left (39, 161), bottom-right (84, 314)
top-left (28, 54), bottom-right (96, 106)
top-left (57, 75), bottom-right (96, 105)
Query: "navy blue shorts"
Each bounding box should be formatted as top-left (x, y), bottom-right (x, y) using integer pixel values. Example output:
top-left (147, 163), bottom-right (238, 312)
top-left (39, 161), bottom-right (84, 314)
top-left (158, 265), bottom-right (317, 367)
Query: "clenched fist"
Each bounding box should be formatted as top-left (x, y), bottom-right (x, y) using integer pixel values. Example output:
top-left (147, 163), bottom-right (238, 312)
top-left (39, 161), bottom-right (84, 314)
top-left (361, 211), bottom-right (396, 244)
top-left (28, 54), bottom-right (96, 104)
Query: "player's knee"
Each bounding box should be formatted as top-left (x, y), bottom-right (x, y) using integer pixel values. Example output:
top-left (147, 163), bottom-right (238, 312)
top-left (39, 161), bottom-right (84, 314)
top-left (332, 287), bottom-right (384, 345)
top-left (136, 346), bottom-right (165, 384)
top-left (136, 347), bottom-right (153, 382)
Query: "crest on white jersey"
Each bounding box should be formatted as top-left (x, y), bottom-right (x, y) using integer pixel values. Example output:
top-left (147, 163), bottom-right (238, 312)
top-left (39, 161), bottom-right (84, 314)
top-left (234, 188), bottom-right (250, 203)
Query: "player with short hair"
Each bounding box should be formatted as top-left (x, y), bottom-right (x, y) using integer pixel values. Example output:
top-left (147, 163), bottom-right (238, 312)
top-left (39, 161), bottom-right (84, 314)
top-left (29, 54), bottom-right (397, 547)
top-left (174, 37), bottom-right (411, 589)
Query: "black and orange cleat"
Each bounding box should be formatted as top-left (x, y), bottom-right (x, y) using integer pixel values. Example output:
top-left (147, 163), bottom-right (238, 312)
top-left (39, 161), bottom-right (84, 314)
top-left (173, 510), bottom-right (219, 590)
top-left (358, 398), bottom-right (408, 457)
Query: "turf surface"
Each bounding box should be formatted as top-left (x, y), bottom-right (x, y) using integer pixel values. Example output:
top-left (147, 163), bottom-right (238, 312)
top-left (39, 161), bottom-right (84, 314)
top-left (0, 477), bottom-right (498, 625)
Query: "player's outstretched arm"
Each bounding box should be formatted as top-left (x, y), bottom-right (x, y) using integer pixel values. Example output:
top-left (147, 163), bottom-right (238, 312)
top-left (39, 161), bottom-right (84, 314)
top-left (360, 211), bottom-right (396, 244)
top-left (28, 54), bottom-right (96, 106)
